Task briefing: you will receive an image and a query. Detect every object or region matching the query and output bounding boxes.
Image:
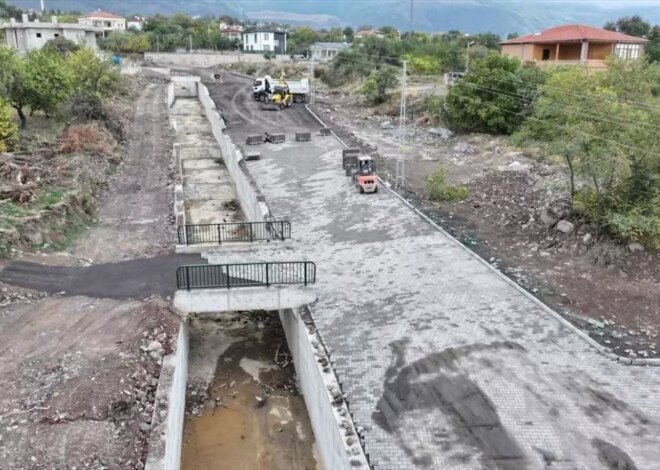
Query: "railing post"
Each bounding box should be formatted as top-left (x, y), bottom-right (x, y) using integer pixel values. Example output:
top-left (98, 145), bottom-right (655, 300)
top-left (281, 222), bottom-right (285, 241)
top-left (304, 262), bottom-right (308, 286)
top-left (249, 223), bottom-right (254, 243)
top-left (225, 265), bottom-right (230, 289)
top-left (185, 266), bottom-right (191, 291)
top-left (265, 263), bottom-right (270, 287)
top-left (185, 226), bottom-right (190, 246)
top-left (217, 224), bottom-right (222, 245)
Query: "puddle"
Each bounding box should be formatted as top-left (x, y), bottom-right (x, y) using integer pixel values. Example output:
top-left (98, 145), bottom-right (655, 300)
top-left (182, 312), bottom-right (319, 470)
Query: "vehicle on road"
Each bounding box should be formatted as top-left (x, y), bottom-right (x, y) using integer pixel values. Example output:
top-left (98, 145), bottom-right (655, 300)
top-left (253, 75), bottom-right (310, 103)
top-left (352, 155), bottom-right (378, 194)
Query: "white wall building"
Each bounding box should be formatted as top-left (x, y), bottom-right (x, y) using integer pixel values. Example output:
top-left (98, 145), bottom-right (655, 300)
top-left (78, 10), bottom-right (126, 32)
top-left (127, 16), bottom-right (144, 31)
top-left (220, 25), bottom-right (243, 42)
top-left (1, 14), bottom-right (100, 52)
top-left (242, 30), bottom-right (287, 53)
top-left (310, 42), bottom-right (351, 62)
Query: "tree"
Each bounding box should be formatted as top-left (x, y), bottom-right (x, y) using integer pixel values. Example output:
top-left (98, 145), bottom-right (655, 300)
top-left (647, 25), bottom-right (660, 63)
top-left (442, 54), bottom-right (545, 134)
top-left (360, 65), bottom-right (399, 104)
top-left (67, 47), bottom-right (122, 96)
top-left (379, 26), bottom-right (399, 39)
top-left (43, 37), bottom-right (80, 57)
top-left (606, 15), bottom-right (651, 38)
top-left (507, 32), bottom-right (519, 40)
top-left (343, 26), bottom-right (354, 42)
top-left (0, 98), bottom-right (18, 152)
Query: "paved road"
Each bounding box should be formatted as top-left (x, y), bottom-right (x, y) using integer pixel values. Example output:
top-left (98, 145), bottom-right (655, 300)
top-left (0, 254), bottom-right (204, 299)
top-left (211, 75), bottom-right (660, 470)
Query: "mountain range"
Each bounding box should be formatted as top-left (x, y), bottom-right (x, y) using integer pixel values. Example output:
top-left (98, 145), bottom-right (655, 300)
top-left (9, 0), bottom-right (660, 35)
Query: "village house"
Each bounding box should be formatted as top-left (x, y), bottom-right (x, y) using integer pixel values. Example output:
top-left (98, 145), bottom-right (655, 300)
top-left (78, 10), bottom-right (126, 32)
top-left (1, 14), bottom-right (100, 52)
top-left (127, 16), bottom-right (145, 31)
top-left (310, 42), bottom-right (351, 62)
top-left (500, 24), bottom-right (648, 69)
top-left (242, 30), bottom-right (287, 53)
top-left (220, 24), bottom-right (243, 42)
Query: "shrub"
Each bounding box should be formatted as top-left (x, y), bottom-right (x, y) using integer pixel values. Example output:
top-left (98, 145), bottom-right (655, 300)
top-left (43, 37), bottom-right (80, 57)
top-left (359, 66), bottom-right (399, 105)
top-left (423, 94), bottom-right (444, 124)
top-left (0, 98), bottom-right (18, 152)
top-left (59, 124), bottom-right (117, 157)
top-left (426, 168), bottom-right (469, 201)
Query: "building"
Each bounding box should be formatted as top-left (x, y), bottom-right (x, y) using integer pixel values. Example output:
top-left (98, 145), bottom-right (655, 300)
top-left (127, 16), bottom-right (144, 31)
top-left (220, 25), bottom-right (243, 42)
top-left (355, 28), bottom-right (385, 39)
top-left (501, 24), bottom-right (648, 70)
top-left (1, 14), bottom-right (100, 52)
top-left (242, 30), bottom-right (286, 53)
top-left (78, 10), bottom-right (126, 32)
top-left (310, 42), bottom-right (351, 62)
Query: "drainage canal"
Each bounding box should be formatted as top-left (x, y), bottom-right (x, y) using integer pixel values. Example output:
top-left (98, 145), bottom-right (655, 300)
top-left (181, 311), bottom-right (319, 470)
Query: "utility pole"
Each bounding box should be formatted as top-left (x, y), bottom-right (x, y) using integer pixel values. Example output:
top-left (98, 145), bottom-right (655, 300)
top-left (189, 35), bottom-right (193, 53)
top-left (156, 34), bottom-right (160, 54)
top-left (466, 40), bottom-right (475, 72)
top-left (395, 60), bottom-right (408, 190)
top-left (310, 54), bottom-right (315, 105)
top-left (409, 0), bottom-right (414, 36)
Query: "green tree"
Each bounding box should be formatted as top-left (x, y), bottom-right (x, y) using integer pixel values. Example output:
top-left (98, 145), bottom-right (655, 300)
top-left (0, 97), bottom-right (18, 152)
top-left (360, 65), bottom-right (399, 104)
top-left (379, 26), bottom-right (400, 39)
top-left (442, 54), bottom-right (545, 134)
top-left (647, 26), bottom-right (660, 63)
top-left (343, 26), bottom-right (354, 42)
top-left (43, 37), bottom-right (80, 57)
top-left (67, 47), bottom-right (122, 96)
top-left (605, 15), bottom-right (651, 37)
top-left (514, 59), bottom-right (660, 247)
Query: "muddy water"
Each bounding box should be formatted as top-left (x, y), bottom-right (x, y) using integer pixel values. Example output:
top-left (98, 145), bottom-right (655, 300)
top-left (182, 313), bottom-right (319, 470)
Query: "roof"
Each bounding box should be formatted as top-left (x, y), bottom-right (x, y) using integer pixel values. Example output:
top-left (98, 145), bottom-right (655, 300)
top-left (244, 30), bottom-right (286, 35)
top-left (80, 10), bottom-right (124, 20)
top-left (221, 28), bottom-right (242, 33)
top-left (1, 20), bottom-right (101, 32)
top-left (502, 24), bottom-right (648, 45)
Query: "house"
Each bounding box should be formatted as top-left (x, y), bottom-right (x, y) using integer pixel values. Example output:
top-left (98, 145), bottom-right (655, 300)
top-left (242, 30), bottom-right (286, 53)
top-left (500, 24), bottom-right (648, 69)
top-left (310, 42), bottom-right (351, 62)
top-left (127, 16), bottom-right (144, 31)
top-left (78, 10), bottom-right (126, 32)
top-left (1, 14), bottom-right (100, 52)
top-left (355, 28), bottom-right (385, 39)
top-left (220, 24), bottom-right (243, 42)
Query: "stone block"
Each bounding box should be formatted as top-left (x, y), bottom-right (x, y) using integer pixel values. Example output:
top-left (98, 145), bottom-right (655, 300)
top-left (270, 133), bottom-right (286, 144)
top-left (245, 150), bottom-right (261, 161)
top-left (296, 132), bottom-right (312, 142)
top-left (246, 135), bottom-right (262, 145)
top-left (320, 128), bottom-right (332, 136)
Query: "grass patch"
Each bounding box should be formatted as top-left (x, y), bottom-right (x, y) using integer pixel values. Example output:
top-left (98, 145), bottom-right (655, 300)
top-left (426, 168), bottom-right (469, 202)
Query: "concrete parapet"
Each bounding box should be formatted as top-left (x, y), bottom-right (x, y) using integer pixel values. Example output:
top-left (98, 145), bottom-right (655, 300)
top-left (319, 128), bottom-right (332, 136)
top-left (173, 285), bottom-right (317, 313)
top-left (270, 133), bottom-right (286, 144)
top-left (246, 135), bottom-right (263, 145)
top-left (295, 132), bottom-right (312, 142)
top-left (245, 150), bottom-right (261, 161)
top-left (342, 148), bottom-right (360, 158)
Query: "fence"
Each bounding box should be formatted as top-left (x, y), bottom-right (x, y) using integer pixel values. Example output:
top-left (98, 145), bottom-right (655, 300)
top-left (176, 262), bottom-right (316, 290)
top-left (177, 221), bottom-right (291, 245)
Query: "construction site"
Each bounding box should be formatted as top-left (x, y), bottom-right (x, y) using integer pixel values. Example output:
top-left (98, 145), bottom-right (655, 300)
top-left (0, 60), bottom-right (659, 470)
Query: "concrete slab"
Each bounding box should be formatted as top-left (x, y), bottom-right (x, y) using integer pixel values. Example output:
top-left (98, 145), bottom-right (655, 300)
top-left (174, 286), bottom-right (318, 313)
top-left (224, 117), bottom-right (660, 470)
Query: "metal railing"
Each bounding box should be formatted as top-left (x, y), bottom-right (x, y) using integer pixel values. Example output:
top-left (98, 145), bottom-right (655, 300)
top-left (176, 262), bottom-right (316, 290)
top-left (177, 221), bottom-right (291, 245)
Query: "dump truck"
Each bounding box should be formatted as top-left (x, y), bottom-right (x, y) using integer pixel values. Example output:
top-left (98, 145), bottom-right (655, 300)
top-left (253, 76), bottom-right (310, 103)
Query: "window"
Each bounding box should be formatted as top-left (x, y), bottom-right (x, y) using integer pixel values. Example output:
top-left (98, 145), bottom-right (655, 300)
top-left (254, 33), bottom-right (257, 42)
top-left (614, 43), bottom-right (641, 60)
top-left (263, 33), bottom-right (268, 40)
top-left (54, 33), bottom-right (59, 37)
top-left (36, 33), bottom-right (42, 38)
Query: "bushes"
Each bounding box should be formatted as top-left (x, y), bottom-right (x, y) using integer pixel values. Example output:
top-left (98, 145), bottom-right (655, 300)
top-left (426, 168), bottom-right (469, 201)
top-left (59, 124), bottom-right (117, 157)
top-left (359, 66), bottom-right (399, 105)
top-left (0, 99), bottom-right (18, 152)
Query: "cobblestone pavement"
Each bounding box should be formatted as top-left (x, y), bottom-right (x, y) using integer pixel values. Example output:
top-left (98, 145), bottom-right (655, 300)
top-left (213, 75), bottom-right (660, 469)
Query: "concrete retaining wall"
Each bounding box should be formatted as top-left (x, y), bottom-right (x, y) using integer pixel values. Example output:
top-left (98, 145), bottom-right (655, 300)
top-left (145, 320), bottom-right (189, 470)
top-left (279, 308), bottom-right (370, 470)
top-left (196, 81), bottom-right (272, 223)
top-left (172, 76), bottom-right (199, 98)
top-left (167, 81), bottom-right (175, 108)
top-left (145, 52), bottom-right (292, 67)
top-left (174, 286), bottom-right (317, 314)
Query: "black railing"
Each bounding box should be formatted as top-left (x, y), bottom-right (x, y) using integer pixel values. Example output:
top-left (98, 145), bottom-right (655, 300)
top-left (177, 221), bottom-right (291, 245)
top-left (176, 262), bottom-right (316, 290)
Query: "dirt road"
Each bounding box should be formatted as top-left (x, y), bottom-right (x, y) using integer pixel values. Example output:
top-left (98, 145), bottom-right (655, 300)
top-left (73, 83), bottom-right (175, 263)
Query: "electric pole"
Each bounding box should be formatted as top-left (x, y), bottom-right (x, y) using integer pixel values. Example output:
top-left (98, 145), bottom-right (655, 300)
top-left (409, 0), bottom-right (414, 36)
top-left (309, 54), bottom-right (315, 105)
top-left (395, 60), bottom-right (408, 190)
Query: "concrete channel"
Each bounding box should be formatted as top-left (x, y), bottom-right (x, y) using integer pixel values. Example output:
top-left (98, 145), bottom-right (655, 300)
top-left (145, 75), bottom-right (369, 470)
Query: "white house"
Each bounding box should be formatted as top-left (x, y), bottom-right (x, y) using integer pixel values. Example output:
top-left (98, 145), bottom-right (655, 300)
top-left (127, 16), bottom-right (144, 31)
top-left (242, 30), bottom-right (287, 53)
top-left (310, 42), bottom-right (351, 62)
top-left (1, 14), bottom-right (100, 52)
top-left (220, 24), bottom-right (243, 42)
top-left (78, 10), bottom-right (126, 32)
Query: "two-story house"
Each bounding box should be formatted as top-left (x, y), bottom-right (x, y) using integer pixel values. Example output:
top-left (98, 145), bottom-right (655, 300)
top-left (78, 10), bottom-right (126, 33)
top-left (242, 30), bottom-right (287, 53)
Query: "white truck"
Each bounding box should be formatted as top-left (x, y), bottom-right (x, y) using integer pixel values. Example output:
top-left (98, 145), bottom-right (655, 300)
top-left (252, 76), bottom-right (310, 103)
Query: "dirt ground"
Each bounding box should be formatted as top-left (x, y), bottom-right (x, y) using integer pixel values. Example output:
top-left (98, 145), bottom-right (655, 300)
top-left (0, 77), bottom-right (183, 468)
top-left (182, 312), bottom-right (318, 470)
top-left (312, 91), bottom-right (659, 359)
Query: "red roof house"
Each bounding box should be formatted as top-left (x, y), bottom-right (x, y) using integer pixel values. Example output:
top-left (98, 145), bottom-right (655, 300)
top-left (501, 24), bottom-right (648, 69)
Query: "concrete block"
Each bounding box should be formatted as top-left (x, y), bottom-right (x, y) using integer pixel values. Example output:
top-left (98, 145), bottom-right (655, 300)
top-left (320, 128), bottom-right (332, 136)
top-left (270, 133), bottom-right (286, 144)
top-left (174, 286), bottom-right (317, 313)
top-left (295, 132), bottom-right (312, 142)
top-left (246, 135), bottom-right (263, 145)
top-left (245, 150), bottom-right (261, 161)
top-left (342, 148), bottom-right (359, 158)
